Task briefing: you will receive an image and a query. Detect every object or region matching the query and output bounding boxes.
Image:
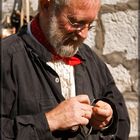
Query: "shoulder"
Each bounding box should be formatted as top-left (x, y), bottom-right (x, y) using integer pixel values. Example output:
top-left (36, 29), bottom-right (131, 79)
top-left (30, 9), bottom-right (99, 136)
top-left (79, 43), bottom-right (105, 67)
top-left (1, 34), bottom-right (26, 58)
top-left (79, 43), bottom-right (113, 81)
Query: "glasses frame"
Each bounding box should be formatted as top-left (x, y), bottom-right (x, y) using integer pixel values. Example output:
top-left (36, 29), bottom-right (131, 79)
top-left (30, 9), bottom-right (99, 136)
top-left (64, 15), bottom-right (96, 32)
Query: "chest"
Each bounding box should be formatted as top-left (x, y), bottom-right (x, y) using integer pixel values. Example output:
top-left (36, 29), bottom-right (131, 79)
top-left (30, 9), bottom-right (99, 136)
top-left (14, 53), bottom-right (97, 115)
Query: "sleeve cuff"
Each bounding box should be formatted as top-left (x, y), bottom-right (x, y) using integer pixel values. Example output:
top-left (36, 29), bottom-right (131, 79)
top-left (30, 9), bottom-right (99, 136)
top-left (33, 113), bottom-right (54, 139)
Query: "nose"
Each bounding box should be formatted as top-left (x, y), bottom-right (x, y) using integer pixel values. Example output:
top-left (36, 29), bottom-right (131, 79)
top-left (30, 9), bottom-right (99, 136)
top-left (76, 27), bottom-right (89, 39)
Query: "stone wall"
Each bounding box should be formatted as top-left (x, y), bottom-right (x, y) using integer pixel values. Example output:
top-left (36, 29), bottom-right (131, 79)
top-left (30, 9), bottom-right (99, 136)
top-left (1, 0), bottom-right (139, 139)
top-left (85, 0), bottom-right (139, 139)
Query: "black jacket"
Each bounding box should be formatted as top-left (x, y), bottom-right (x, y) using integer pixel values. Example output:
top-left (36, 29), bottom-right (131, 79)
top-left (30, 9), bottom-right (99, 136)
top-left (1, 26), bottom-right (130, 140)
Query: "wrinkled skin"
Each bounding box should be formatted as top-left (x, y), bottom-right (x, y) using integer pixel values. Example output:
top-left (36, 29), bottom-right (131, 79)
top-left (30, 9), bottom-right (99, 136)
top-left (46, 95), bottom-right (113, 131)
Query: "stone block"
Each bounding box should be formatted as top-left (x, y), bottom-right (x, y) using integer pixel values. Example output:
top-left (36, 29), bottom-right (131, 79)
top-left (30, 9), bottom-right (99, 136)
top-left (106, 64), bottom-right (132, 93)
top-left (101, 10), bottom-right (138, 60)
top-left (101, 0), bottom-right (129, 5)
top-left (126, 101), bottom-right (139, 138)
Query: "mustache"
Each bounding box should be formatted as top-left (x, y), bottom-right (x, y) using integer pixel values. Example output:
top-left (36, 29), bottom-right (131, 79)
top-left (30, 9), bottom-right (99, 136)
top-left (60, 32), bottom-right (84, 46)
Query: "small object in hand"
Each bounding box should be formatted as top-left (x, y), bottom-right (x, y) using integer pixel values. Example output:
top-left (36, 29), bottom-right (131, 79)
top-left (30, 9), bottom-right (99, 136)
top-left (71, 125), bottom-right (79, 132)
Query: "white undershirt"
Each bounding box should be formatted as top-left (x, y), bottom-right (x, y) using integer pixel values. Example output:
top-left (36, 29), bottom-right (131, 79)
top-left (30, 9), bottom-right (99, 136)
top-left (47, 61), bottom-right (76, 99)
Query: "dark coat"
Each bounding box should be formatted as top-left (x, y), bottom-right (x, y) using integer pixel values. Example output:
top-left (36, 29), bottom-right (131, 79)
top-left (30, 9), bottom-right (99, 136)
top-left (1, 26), bottom-right (130, 140)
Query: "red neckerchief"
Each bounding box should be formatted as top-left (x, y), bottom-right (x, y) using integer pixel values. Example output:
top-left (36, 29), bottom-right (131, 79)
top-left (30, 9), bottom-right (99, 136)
top-left (30, 15), bottom-right (81, 66)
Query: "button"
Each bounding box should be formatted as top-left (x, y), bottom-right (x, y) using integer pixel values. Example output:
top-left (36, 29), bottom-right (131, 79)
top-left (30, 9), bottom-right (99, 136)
top-left (55, 77), bottom-right (60, 83)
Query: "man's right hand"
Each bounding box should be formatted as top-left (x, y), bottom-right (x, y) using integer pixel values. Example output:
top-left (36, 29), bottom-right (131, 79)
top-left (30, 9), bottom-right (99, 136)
top-left (45, 95), bottom-right (93, 132)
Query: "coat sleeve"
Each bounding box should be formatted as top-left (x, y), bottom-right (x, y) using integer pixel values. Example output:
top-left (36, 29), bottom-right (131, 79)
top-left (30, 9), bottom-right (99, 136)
top-left (83, 45), bottom-right (130, 140)
top-left (1, 113), bottom-right (54, 140)
top-left (98, 63), bottom-right (130, 140)
top-left (0, 40), bottom-right (55, 140)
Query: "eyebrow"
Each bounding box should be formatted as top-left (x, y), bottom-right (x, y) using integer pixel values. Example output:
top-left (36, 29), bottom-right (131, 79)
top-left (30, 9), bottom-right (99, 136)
top-left (68, 16), bottom-right (86, 24)
top-left (67, 15), bottom-right (95, 24)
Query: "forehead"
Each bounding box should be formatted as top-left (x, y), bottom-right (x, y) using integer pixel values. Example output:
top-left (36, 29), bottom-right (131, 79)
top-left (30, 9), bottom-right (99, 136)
top-left (69, 0), bottom-right (98, 8)
top-left (62, 0), bottom-right (100, 20)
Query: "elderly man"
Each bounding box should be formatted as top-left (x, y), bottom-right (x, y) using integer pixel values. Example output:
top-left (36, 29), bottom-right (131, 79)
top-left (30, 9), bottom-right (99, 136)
top-left (1, 0), bottom-right (130, 139)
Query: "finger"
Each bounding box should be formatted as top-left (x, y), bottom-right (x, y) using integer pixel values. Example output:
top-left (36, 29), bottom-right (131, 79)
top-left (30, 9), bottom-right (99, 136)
top-left (91, 121), bottom-right (106, 129)
top-left (80, 116), bottom-right (90, 126)
top-left (95, 101), bottom-right (112, 111)
top-left (93, 106), bottom-right (112, 118)
top-left (75, 95), bottom-right (90, 104)
top-left (90, 118), bottom-right (108, 129)
top-left (87, 118), bottom-right (110, 131)
top-left (82, 110), bottom-right (92, 119)
top-left (80, 103), bottom-right (93, 112)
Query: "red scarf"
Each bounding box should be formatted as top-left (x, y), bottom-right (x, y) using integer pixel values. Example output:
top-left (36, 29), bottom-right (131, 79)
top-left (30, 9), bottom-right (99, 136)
top-left (30, 16), bottom-right (81, 66)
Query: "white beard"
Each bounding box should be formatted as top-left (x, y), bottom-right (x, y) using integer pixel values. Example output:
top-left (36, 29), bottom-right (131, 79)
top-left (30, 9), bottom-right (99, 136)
top-left (46, 13), bottom-right (83, 57)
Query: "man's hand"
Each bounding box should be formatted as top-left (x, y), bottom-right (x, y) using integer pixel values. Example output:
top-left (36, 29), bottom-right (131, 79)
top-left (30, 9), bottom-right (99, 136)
top-left (45, 95), bottom-right (93, 132)
top-left (90, 100), bottom-right (113, 130)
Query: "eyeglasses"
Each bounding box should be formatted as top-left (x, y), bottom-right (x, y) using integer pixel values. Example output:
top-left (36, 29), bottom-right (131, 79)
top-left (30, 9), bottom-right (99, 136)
top-left (64, 15), bottom-right (96, 32)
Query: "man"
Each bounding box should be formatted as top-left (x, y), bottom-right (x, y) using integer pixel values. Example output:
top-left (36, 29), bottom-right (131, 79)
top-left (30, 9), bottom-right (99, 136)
top-left (1, 0), bottom-right (130, 139)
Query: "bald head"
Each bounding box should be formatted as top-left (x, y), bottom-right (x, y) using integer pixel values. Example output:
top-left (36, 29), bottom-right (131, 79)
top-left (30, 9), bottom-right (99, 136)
top-left (39, 0), bottom-right (68, 10)
top-left (39, 0), bottom-right (100, 11)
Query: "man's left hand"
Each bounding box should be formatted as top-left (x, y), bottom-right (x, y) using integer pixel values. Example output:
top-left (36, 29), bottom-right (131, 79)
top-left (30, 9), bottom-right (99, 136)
top-left (90, 100), bottom-right (113, 130)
